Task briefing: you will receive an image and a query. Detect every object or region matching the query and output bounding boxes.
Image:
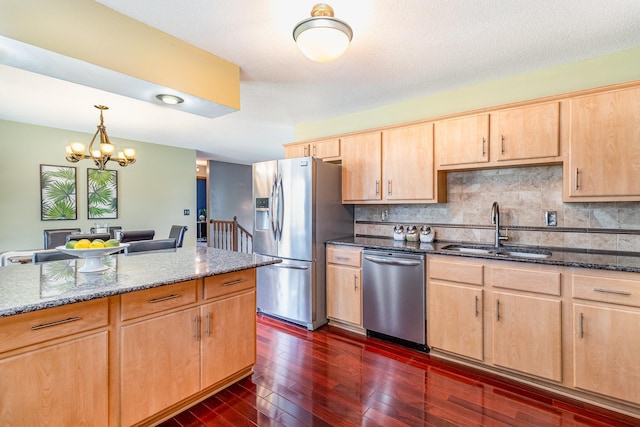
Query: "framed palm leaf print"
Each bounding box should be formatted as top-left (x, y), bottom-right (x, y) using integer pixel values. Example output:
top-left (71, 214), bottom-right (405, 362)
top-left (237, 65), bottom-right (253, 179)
top-left (40, 164), bottom-right (77, 220)
top-left (87, 168), bottom-right (118, 219)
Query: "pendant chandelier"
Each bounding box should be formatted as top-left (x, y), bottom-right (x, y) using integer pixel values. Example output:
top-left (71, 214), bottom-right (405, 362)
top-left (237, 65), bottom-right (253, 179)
top-left (65, 105), bottom-right (136, 171)
top-left (293, 3), bottom-right (353, 63)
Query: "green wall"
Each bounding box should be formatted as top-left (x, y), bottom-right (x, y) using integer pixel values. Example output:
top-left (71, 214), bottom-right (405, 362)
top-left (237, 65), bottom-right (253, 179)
top-left (0, 119), bottom-right (196, 252)
top-left (295, 46), bottom-right (640, 140)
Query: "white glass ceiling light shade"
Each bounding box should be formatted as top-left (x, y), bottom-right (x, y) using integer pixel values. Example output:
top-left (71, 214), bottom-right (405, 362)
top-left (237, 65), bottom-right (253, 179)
top-left (293, 4), bottom-right (353, 63)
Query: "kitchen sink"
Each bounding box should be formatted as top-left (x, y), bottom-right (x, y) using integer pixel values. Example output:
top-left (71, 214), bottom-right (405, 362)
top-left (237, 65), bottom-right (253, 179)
top-left (441, 244), bottom-right (552, 259)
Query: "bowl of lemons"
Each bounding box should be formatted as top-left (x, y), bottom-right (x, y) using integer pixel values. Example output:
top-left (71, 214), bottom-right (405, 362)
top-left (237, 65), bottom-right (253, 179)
top-left (56, 239), bottom-right (129, 273)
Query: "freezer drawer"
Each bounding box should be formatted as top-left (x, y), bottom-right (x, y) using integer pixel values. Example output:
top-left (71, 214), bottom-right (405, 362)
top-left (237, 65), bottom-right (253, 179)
top-left (257, 259), bottom-right (314, 328)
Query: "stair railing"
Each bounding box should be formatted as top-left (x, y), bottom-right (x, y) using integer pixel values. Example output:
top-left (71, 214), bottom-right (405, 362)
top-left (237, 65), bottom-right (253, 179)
top-left (209, 216), bottom-right (253, 253)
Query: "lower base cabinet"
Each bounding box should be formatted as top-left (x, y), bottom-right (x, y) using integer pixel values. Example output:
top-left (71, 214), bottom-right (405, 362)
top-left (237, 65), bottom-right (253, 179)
top-left (0, 332), bottom-right (108, 426)
top-left (120, 308), bottom-right (201, 426)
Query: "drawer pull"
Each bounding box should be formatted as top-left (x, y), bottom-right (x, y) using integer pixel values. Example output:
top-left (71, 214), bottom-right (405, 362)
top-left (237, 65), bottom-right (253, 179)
top-left (593, 288), bottom-right (631, 296)
top-left (223, 279), bottom-right (246, 287)
top-left (31, 317), bottom-right (81, 330)
top-left (194, 315), bottom-right (200, 341)
top-left (335, 256), bottom-right (350, 261)
top-left (148, 294), bottom-right (181, 304)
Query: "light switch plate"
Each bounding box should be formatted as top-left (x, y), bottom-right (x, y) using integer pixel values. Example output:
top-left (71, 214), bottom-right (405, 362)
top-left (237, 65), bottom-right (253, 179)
top-left (184, 209), bottom-right (190, 215)
top-left (545, 211), bottom-right (557, 226)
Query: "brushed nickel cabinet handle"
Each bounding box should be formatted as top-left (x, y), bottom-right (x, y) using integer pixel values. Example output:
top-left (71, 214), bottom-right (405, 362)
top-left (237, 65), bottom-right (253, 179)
top-left (375, 180), bottom-right (380, 196)
top-left (335, 256), bottom-right (350, 261)
top-left (31, 317), bottom-right (81, 330)
top-left (495, 299), bottom-right (500, 321)
top-left (475, 295), bottom-right (479, 317)
top-left (354, 274), bottom-right (358, 291)
top-left (148, 294), bottom-right (181, 304)
top-left (482, 137), bottom-right (486, 156)
top-left (194, 315), bottom-right (200, 341)
top-left (223, 279), bottom-right (246, 287)
top-left (303, 146), bottom-right (308, 157)
top-left (500, 135), bottom-right (505, 154)
top-left (387, 180), bottom-right (392, 195)
top-left (206, 312), bottom-right (212, 337)
top-left (594, 288), bottom-right (631, 296)
top-left (313, 145), bottom-right (316, 156)
top-left (579, 312), bottom-right (584, 338)
top-left (575, 168), bottom-right (580, 190)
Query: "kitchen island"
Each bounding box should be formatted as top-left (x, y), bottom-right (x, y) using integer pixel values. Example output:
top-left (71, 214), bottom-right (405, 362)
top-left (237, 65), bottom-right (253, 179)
top-left (0, 247), bottom-right (280, 427)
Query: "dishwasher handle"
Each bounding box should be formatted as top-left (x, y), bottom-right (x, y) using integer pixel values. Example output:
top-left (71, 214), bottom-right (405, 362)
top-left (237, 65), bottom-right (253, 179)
top-left (364, 255), bottom-right (422, 267)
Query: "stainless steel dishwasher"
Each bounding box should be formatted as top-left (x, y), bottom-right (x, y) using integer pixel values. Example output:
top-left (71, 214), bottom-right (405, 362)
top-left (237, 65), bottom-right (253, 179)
top-left (362, 249), bottom-right (427, 350)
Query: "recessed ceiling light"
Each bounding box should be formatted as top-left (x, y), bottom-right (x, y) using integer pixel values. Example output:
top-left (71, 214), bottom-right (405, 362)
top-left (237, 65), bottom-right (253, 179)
top-left (156, 94), bottom-right (184, 105)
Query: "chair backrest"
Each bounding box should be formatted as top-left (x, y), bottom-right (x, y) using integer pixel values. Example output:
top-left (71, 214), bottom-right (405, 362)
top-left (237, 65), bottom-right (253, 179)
top-left (33, 249), bottom-right (76, 263)
top-left (168, 225), bottom-right (188, 248)
top-left (119, 230), bottom-right (156, 243)
top-left (43, 228), bottom-right (81, 249)
top-left (124, 238), bottom-right (177, 254)
top-left (66, 233), bottom-right (110, 243)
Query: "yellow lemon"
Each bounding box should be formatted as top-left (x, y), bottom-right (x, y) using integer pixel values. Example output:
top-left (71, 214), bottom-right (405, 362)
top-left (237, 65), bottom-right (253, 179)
top-left (75, 239), bottom-right (91, 249)
top-left (90, 240), bottom-right (105, 249)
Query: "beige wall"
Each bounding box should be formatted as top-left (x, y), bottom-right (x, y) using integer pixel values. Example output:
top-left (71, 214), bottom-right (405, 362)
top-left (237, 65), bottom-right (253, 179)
top-left (295, 45), bottom-right (640, 140)
top-left (0, 119), bottom-right (196, 252)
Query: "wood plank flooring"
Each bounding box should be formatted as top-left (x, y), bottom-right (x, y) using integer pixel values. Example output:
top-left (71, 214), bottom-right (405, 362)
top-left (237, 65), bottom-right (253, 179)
top-left (159, 314), bottom-right (638, 426)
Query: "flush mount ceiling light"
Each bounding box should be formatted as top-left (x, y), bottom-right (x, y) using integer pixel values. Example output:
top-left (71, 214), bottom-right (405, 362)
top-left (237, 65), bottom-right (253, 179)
top-left (65, 105), bottom-right (136, 171)
top-left (156, 94), bottom-right (185, 105)
top-left (293, 3), bottom-right (353, 63)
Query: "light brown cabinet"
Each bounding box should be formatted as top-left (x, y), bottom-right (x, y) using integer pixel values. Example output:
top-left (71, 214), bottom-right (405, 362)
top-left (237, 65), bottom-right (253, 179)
top-left (326, 244), bottom-right (363, 331)
top-left (564, 86), bottom-right (640, 201)
top-left (428, 256), bottom-right (484, 361)
top-left (341, 131), bottom-right (382, 202)
top-left (491, 102), bottom-right (560, 163)
top-left (571, 272), bottom-right (640, 405)
top-left (0, 299), bottom-right (109, 425)
top-left (435, 113), bottom-right (490, 167)
top-left (284, 138), bottom-right (340, 160)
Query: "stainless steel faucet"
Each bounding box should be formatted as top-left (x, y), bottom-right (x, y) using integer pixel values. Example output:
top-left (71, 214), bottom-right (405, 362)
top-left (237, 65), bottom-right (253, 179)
top-left (491, 201), bottom-right (509, 248)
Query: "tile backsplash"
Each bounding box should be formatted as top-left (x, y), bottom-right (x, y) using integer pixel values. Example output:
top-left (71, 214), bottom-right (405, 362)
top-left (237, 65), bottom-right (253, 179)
top-left (354, 166), bottom-right (640, 252)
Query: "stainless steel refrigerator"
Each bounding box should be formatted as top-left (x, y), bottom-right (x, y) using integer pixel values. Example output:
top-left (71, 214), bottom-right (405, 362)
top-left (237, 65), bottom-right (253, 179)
top-left (252, 157), bottom-right (353, 330)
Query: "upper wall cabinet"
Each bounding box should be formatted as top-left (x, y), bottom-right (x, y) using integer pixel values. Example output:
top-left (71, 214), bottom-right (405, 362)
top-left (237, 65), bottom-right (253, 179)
top-left (491, 102), bottom-right (561, 163)
top-left (435, 113), bottom-right (489, 168)
top-left (564, 86), bottom-right (640, 202)
top-left (341, 131), bottom-right (382, 202)
top-left (284, 138), bottom-right (340, 161)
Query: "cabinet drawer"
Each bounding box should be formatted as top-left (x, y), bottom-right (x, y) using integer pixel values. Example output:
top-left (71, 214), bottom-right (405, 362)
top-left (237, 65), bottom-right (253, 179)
top-left (121, 281), bottom-right (197, 321)
top-left (327, 245), bottom-right (362, 268)
top-left (0, 299), bottom-right (109, 353)
top-left (204, 269), bottom-right (256, 300)
top-left (573, 274), bottom-right (640, 307)
top-left (429, 257), bottom-right (483, 285)
top-left (492, 266), bottom-right (561, 296)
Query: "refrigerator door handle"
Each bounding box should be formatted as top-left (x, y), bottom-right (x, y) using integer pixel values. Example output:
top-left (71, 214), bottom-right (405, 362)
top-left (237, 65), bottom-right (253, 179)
top-left (272, 263), bottom-right (309, 270)
top-left (269, 175), bottom-right (278, 240)
top-left (277, 173), bottom-right (285, 241)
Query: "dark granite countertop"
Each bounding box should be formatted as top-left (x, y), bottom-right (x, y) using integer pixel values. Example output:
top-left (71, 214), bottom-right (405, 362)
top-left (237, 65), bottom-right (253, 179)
top-left (0, 246), bottom-right (280, 318)
top-left (327, 237), bottom-right (640, 273)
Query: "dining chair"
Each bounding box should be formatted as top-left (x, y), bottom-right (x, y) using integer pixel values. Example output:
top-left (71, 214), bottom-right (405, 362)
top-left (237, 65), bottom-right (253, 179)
top-left (43, 228), bottom-right (81, 249)
top-left (168, 225), bottom-right (188, 248)
top-left (124, 238), bottom-right (177, 254)
top-left (32, 249), bottom-right (76, 263)
top-left (119, 230), bottom-right (156, 243)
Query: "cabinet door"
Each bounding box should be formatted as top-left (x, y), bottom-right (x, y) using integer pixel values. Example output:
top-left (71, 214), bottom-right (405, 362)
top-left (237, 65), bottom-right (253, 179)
top-left (284, 143), bottom-right (310, 158)
top-left (382, 123), bottom-right (434, 201)
top-left (0, 333), bottom-right (108, 426)
top-left (428, 282), bottom-right (483, 361)
top-left (201, 291), bottom-right (256, 388)
top-left (435, 114), bottom-right (489, 166)
top-left (312, 138), bottom-right (340, 159)
top-left (492, 102), bottom-right (560, 162)
top-left (326, 264), bottom-right (362, 326)
top-left (493, 292), bottom-right (562, 382)
top-left (573, 303), bottom-right (640, 404)
top-left (121, 308), bottom-right (200, 426)
top-left (341, 132), bottom-right (382, 202)
top-left (567, 87), bottom-right (640, 198)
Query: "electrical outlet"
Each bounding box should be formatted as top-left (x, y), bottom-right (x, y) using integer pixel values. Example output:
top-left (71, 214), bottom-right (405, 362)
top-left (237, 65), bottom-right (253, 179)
top-left (381, 209), bottom-right (389, 221)
top-left (545, 211), bottom-right (557, 226)
top-left (184, 209), bottom-right (190, 215)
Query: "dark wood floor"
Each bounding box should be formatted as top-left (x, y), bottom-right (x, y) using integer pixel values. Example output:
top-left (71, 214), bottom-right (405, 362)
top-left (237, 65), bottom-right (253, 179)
top-left (159, 315), bottom-right (638, 426)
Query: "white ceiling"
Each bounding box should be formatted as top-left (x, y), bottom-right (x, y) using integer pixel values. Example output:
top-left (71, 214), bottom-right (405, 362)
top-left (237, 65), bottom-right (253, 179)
top-left (2, 0), bottom-right (640, 165)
